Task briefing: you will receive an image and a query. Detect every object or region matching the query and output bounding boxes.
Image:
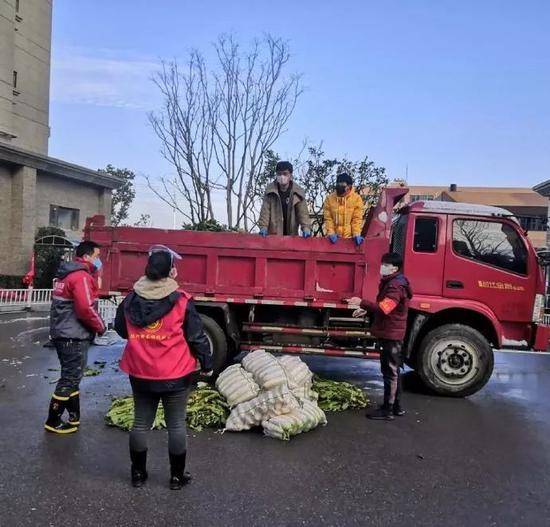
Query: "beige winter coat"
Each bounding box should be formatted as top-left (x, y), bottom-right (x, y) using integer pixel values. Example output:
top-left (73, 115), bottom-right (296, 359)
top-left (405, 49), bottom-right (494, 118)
top-left (258, 182), bottom-right (311, 235)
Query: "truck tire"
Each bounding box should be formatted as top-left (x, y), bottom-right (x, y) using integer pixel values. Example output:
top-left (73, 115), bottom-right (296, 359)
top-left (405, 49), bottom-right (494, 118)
top-left (199, 314), bottom-right (229, 376)
top-left (416, 324), bottom-right (494, 397)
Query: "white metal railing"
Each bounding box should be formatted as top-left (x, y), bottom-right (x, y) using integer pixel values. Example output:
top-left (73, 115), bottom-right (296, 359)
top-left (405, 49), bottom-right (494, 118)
top-left (98, 298), bottom-right (121, 327)
top-left (0, 289), bottom-right (118, 324)
top-left (0, 288), bottom-right (52, 308)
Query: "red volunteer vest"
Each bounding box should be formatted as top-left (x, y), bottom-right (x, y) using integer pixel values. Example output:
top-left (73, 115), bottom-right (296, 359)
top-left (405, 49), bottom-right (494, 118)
top-left (119, 292), bottom-right (197, 380)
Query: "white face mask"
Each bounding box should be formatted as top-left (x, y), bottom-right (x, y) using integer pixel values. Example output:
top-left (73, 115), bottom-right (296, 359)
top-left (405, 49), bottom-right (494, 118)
top-left (380, 263), bottom-right (398, 276)
top-left (277, 174), bottom-right (291, 187)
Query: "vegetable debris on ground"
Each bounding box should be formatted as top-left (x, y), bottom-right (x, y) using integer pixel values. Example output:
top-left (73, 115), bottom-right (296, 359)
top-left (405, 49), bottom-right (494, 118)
top-left (84, 367), bottom-right (101, 377)
top-left (312, 376), bottom-right (369, 412)
top-left (105, 383), bottom-right (229, 432)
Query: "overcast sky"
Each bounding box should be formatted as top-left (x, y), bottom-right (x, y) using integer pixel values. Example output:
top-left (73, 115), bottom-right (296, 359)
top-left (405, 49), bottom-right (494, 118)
top-left (49, 0), bottom-right (550, 227)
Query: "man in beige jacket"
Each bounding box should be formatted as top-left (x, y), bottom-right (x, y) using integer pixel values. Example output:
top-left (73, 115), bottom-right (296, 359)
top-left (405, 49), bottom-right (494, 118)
top-left (258, 161), bottom-right (312, 237)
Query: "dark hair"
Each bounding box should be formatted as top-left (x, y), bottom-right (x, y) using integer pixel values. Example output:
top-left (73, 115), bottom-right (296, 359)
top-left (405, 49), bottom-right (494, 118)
top-left (381, 252), bottom-right (403, 269)
top-left (76, 241), bottom-right (100, 257)
top-left (275, 161), bottom-right (293, 174)
top-left (145, 251), bottom-right (172, 281)
top-left (336, 173), bottom-right (353, 186)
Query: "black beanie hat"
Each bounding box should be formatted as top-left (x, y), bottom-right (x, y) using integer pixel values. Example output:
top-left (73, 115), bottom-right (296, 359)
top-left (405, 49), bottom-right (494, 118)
top-left (336, 172), bottom-right (353, 186)
top-left (145, 251), bottom-right (172, 281)
top-left (275, 161), bottom-right (293, 174)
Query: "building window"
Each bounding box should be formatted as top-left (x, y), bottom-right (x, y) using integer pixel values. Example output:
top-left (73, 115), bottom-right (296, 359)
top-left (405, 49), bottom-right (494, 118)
top-left (410, 194), bottom-right (435, 203)
top-left (453, 219), bottom-right (527, 275)
top-left (518, 216), bottom-right (547, 232)
top-left (414, 217), bottom-right (438, 253)
top-left (12, 71), bottom-right (17, 89)
top-left (49, 205), bottom-right (80, 231)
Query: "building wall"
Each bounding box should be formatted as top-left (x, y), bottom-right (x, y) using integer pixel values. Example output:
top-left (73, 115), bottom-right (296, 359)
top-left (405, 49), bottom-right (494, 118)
top-left (0, 163), bottom-right (114, 276)
top-left (0, 0), bottom-right (52, 154)
top-left (0, 1), bottom-right (16, 141)
top-left (0, 165), bottom-right (13, 271)
top-left (35, 173), bottom-right (111, 240)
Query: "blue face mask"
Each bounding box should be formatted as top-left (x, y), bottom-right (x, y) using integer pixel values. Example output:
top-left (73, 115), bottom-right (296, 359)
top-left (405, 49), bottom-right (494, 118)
top-left (93, 258), bottom-right (102, 271)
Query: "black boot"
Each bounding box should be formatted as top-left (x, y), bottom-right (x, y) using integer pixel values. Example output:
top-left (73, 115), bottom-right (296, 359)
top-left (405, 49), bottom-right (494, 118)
top-left (130, 449), bottom-right (148, 488)
top-left (169, 452), bottom-right (192, 490)
top-left (367, 404), bottom-right (394, 421)
top-left (393, 401), bottom-right (406, 417)
top-left (66, 391), bottom-right (80, 426)
top-left (44, 395), bottom-right (78, 434)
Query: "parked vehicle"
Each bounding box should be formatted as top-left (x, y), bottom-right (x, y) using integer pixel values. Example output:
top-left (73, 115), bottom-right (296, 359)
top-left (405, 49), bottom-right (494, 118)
top-left (85, 187), bottom-right (550, 396)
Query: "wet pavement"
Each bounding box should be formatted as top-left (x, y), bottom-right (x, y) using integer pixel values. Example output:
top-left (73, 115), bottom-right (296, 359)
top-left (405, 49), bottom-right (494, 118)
top-left (1, 312), bottom-right (550, 526)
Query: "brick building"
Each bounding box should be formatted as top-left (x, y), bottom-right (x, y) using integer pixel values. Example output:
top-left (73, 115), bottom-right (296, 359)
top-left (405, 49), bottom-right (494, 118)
top-left (0, 0), bottom-right (121, 278)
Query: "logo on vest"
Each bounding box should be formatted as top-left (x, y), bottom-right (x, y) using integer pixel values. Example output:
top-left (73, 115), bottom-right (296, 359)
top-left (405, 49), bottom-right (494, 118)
top-left (145, 320), bottom-right (163, 333)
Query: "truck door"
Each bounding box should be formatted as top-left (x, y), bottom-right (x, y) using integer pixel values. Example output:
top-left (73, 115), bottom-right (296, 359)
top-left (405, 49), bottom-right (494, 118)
top-left (444, 218), bottom-right (532, 322)
top-left (403, 214), bottom-right (445, 296)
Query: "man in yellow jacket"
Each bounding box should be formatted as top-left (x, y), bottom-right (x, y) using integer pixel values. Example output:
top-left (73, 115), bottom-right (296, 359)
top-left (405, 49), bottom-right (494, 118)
top-left (323, 173), bottom-right (365, 245)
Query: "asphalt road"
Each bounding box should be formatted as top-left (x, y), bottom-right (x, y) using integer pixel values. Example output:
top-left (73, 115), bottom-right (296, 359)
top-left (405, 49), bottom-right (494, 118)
top-left (1, 312), bottom-right (550, 527)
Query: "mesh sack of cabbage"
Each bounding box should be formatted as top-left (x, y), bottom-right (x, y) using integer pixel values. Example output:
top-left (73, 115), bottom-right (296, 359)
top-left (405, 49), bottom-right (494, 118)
top-left (215, 364), bottom-right (260, 407)
top-left (278, 355), bottom-right (313, 389)
top-left (224, 384), bottom-right (300, 431)
top-left (241, 350), bottom-right (289, 390)
top-left (262, 399), bottom-right (327, 441)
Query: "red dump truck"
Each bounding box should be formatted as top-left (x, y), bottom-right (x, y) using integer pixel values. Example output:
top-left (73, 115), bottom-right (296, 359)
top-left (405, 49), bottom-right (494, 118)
top-left (85, 187), bottom-right (550, 397)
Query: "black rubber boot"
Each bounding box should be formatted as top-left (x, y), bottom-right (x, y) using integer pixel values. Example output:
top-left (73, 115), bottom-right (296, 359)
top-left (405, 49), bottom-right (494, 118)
top-left (130, 449), bottom-right (148, 488)
top-left (169, 452), bottom-right (192, 490)
top-left (66, 391), bottom-right (80, 426)
top-left (44, 395), bottom-right (78, 434)
top-left (393, 401), bottom-right (406, 417)
top-left (367, 404), bottom-right (394, 421)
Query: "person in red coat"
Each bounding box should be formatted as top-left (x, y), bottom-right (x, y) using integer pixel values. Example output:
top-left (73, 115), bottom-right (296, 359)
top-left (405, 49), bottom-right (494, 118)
top-left (114, 245), bottom-right (213, 490)
top-left (45, 241), bottom-right (105, 434)
top-left (347, 252), bottom-right (413, 420)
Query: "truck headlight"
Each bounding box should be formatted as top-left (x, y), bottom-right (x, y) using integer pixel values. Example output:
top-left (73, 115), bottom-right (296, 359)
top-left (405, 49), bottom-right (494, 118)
top-left (533, 293), bottom-right (545, 323)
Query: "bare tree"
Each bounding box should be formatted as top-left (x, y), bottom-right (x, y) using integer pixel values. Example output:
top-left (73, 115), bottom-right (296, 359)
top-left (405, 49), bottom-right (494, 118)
top-left (148, 34), bottom-right (303, 230)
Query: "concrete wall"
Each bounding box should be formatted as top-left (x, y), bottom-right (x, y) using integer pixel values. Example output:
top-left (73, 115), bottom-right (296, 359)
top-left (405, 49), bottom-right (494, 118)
top-left (0, 0), bottom-right (52, 154)
top-left (0, 165), bottom-right (13, 271)
top-left (9, 165), bottom-right (36, 275)
top-left (36, 173), bottom-right (112, 239)
top-left (0, 165), bottom-right (114, 276)
top-left (0, 1), bottom-right (16, 140)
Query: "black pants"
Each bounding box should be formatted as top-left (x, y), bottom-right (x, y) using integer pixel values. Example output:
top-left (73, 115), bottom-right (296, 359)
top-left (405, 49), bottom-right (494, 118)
top-left (130, 388), bottom-right (191, 455)
top-left (378, 339), bottom-right (404, 406)
top-left (53, 339), bottom-right (90, 397)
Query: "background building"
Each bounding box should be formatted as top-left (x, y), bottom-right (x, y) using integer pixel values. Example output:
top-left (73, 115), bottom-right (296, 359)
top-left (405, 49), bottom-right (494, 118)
top-left (390, 180), bottom-right (548, 249)
top-left (0, 0), bottom-right (121, 279)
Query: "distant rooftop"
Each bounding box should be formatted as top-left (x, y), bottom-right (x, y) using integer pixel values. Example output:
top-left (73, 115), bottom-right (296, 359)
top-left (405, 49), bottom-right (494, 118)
top-left (408, 200), bottom-right (518, 220)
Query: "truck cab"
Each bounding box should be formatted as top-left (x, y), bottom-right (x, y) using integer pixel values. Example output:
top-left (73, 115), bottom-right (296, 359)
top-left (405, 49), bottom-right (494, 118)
top-left (391, 200), bottom-right (548, 395)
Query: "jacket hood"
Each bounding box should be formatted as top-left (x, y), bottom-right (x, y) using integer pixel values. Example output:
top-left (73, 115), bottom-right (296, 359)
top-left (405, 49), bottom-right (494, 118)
top-left (56, 260), bottom-right (89, 280)
top-left (125, 290), bottom-right (181, 327)
top-left (382, 273), bottom-right (413, 299)
top-left (133, 276), bottom-right (179, 300)
top-left (126, 277), bottom-right (181, 328)
top-left (266, 181), bottom-right (306, 199)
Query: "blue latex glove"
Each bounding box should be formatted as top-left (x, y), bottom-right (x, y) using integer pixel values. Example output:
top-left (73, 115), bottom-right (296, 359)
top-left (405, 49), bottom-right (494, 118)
top-left (259, 228), bottom-right (268, 237)
top-left (354, 235), bottom-right (365, 246)
top-left (302, 230), bottom-right (312, 238)
top-left (328, 234), bottom-right (338, 244)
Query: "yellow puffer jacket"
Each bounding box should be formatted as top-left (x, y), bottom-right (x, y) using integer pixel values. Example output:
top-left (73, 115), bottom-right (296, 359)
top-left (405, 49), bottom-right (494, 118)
top-left (323, 189), bottom-right (365, 238)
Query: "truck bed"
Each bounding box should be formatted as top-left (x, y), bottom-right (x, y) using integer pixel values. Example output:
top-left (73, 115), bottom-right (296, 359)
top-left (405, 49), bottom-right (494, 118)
top-left (85, 188), bottom-right (406, 307)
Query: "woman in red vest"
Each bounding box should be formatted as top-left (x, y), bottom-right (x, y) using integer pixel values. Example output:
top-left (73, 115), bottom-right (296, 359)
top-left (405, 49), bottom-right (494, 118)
top-left (114, 245), bottom-right (213, 489)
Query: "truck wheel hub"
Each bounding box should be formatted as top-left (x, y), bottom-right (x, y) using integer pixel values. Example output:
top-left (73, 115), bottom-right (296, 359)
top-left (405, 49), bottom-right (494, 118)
top-left (430, 340), bottom-right (478, 385)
